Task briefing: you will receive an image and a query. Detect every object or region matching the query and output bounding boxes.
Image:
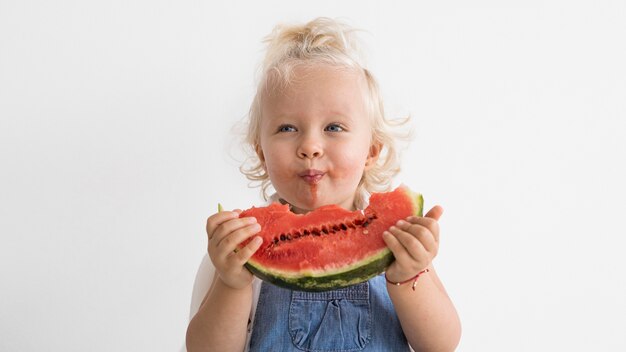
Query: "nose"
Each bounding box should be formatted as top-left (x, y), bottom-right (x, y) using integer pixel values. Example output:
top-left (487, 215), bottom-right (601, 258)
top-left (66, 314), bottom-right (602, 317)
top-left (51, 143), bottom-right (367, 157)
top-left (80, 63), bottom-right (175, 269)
top-left (297, 134), bottom-right (323, 159)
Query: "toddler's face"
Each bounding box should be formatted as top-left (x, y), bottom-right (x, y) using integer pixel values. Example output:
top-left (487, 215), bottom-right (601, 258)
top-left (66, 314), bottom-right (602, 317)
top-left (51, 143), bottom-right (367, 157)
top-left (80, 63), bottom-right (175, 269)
top-left (258, 65), bottom-right (378, 213)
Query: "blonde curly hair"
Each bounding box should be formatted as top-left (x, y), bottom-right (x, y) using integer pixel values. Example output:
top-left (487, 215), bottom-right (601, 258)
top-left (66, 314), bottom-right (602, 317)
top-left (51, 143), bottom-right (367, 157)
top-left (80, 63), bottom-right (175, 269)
top-left (240, 17), bottom-right (410, 206)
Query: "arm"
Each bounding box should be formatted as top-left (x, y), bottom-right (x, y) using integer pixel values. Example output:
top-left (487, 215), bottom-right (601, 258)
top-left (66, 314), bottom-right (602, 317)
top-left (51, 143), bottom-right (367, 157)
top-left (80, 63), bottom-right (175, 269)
top-left (186, 276), bottom-right (253, 352)
top-left (387, 264), bottom-right (461, 351)
top-left (383, 206), bottom-right (461, 351)
top-left (186, 210), bottom-right (263, 352)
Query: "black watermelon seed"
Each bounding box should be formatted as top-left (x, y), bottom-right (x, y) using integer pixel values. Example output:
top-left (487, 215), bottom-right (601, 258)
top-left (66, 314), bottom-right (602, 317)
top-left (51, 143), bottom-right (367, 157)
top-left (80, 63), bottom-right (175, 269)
top-left (340, 223), bottom-right (348, 231)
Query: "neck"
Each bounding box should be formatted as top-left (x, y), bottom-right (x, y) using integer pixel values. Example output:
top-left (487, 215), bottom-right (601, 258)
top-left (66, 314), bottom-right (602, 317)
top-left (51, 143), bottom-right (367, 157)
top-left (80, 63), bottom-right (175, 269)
top-left (279, 198), bottom-right (358, 214)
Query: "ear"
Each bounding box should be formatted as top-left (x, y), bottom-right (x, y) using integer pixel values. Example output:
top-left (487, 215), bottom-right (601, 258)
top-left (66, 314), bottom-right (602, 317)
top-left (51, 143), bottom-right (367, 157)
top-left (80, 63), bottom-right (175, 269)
top-left (255, 144), bottom-right (266, 167)
top-left (365, 142), bottom-right (382, 170)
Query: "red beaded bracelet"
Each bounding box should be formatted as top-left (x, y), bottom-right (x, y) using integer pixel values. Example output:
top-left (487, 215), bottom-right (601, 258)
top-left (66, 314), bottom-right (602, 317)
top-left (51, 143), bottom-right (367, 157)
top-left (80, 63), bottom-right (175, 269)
top-left (385, 268), bottom-right (430, 291)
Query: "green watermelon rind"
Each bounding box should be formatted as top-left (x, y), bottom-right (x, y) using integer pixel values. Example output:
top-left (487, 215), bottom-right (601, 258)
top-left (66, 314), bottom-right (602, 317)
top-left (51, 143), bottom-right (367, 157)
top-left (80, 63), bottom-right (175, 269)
top-left (244, 188), bottom-right (424, 292)
top-left (245, 248), bottom-right (394, 292)
top-left (402, 185), bottom-right (424, 218)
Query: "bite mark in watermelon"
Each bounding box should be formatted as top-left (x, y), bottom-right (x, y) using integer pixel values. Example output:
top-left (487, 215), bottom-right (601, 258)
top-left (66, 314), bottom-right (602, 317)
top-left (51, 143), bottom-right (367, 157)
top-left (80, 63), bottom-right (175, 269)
top-left (237, 185), bottom-right (423, 291)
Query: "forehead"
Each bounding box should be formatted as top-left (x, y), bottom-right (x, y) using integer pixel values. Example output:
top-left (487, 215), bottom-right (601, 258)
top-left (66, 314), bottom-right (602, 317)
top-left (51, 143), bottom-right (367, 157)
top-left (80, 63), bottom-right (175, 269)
top-left (261, 65), bottom-right (368, 122)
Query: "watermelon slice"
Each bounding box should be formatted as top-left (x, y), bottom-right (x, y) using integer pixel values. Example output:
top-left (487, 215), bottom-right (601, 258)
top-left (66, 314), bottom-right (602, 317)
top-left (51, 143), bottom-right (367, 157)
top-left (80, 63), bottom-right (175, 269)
top-left (237, 185), bottom-right (423, 291)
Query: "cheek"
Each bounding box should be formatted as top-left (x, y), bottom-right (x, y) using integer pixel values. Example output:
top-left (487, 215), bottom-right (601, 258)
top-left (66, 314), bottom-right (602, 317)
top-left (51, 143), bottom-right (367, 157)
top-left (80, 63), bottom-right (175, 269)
top-left (331, 148), bottom-right (369, 178)
top-left (262, 148), bottom-right (291, 178)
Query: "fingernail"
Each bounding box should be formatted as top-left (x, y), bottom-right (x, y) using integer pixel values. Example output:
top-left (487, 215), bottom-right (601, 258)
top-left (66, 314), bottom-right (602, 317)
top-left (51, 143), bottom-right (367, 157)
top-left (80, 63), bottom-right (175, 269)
top-left (253, 236), bottom-right (262, 244)
top-left (396, 220), bottom-right (407, 226)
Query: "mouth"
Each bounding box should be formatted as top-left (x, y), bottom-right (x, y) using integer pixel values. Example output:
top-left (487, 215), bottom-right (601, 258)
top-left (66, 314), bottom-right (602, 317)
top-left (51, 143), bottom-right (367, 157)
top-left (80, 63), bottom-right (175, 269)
top-left (298, 169), bottom-right (325, 184)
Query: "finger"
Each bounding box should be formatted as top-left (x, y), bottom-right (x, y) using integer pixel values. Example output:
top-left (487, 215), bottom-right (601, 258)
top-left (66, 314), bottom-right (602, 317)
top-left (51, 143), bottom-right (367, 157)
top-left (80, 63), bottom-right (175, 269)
top-left (382, 231), bottom-right (414, 265)
top-left (212, 216), bottom-right (257, 243)
top-left (404, 217), bottom-right (440, 244)
top-left (206, 211), bottom-right (241, 239)
top-left (409, 224), bottom-right (438, 256)
top-left (232, 236), bottom-right (263, 266)
top-left (424, 205), bottom-right (444, 221)
top-left (388, 226), bottom-right (429, 263)
top-left (216, 222), bottom-right (262, 256)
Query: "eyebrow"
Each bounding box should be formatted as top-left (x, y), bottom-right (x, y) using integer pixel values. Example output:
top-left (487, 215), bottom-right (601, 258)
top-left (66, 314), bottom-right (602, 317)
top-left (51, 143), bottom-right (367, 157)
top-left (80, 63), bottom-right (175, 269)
top-left (266, 112), bottom-right (356, 124)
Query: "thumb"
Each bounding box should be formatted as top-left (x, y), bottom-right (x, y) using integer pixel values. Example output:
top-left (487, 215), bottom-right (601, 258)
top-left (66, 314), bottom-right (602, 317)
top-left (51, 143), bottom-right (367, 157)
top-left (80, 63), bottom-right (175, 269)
top-left (424, 205), bottom-right (444, 221)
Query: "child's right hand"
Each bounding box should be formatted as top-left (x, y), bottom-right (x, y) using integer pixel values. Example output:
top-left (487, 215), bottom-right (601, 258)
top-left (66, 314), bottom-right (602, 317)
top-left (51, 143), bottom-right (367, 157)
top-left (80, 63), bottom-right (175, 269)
top-left (206, 209), bottom-right (263, 290)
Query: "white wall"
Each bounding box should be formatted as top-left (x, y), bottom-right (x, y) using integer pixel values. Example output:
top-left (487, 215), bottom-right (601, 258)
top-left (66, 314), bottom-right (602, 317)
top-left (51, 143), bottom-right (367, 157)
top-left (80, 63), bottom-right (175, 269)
top-left (1, 1), bottom-right (624, 351)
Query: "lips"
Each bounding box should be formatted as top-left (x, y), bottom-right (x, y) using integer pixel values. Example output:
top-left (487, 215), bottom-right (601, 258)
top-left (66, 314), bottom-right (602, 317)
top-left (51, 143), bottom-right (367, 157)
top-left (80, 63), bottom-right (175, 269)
top-left (298, 169), bottom-right (325, 184)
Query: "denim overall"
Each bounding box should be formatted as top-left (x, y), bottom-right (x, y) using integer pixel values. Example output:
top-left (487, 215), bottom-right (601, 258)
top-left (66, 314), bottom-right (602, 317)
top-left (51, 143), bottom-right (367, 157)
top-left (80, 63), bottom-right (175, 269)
top-left (248, 274), bottom-right (410, 351)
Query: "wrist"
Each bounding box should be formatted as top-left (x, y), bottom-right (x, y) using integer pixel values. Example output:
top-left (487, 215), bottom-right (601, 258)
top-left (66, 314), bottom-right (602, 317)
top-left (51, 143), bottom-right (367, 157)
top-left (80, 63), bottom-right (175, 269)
top-left (385, 268), bottom-right (430, 291)
top-left (216, 275), bottom-right (254, 292)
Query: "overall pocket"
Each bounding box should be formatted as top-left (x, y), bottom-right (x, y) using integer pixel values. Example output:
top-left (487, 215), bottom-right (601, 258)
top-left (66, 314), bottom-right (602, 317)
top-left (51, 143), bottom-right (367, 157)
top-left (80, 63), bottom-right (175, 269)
top-left (288, 282), bottom-right (371, 352)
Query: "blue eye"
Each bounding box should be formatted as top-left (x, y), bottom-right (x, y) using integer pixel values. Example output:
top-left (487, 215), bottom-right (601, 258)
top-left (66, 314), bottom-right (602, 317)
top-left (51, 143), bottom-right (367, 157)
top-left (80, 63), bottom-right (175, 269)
top-left (278, 125), bottom-right (296, 133)
top-left (325, 124), bottom-right (344, 132)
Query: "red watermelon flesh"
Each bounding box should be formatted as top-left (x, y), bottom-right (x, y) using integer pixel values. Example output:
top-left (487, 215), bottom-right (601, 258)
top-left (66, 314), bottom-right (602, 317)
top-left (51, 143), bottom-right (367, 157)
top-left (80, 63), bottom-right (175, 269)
top-left (237, 185), bottom-right (423, 291)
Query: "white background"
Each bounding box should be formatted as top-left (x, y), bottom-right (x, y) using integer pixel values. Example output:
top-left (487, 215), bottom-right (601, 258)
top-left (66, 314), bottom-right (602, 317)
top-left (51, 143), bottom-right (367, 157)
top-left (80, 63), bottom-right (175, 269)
top-left (1, 1), bottom-right (625, 351)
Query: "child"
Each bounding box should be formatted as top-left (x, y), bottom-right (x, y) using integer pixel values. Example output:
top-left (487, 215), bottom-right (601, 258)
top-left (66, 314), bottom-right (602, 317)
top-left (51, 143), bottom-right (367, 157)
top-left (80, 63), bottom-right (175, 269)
top-left (186, 18), bottom-right (461, 352)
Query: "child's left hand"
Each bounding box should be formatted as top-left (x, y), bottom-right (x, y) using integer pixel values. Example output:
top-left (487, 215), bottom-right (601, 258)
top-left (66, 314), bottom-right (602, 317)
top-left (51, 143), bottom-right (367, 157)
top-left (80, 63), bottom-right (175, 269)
top-left (382, 206), bottom-right (443, 283)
